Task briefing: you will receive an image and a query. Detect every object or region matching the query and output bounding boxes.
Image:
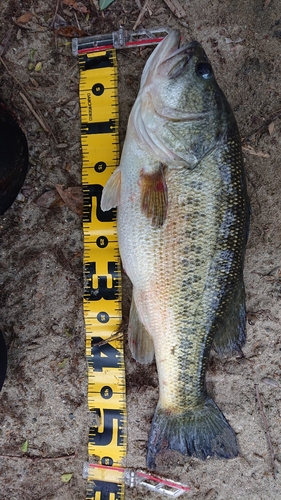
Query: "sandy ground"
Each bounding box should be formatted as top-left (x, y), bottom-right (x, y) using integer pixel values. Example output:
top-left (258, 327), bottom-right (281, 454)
top-left (0, 1), bottom-right (281, 499)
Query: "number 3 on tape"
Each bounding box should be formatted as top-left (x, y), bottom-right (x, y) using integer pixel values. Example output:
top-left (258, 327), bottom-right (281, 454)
top-left (78, 48), bottom-right (126, 500)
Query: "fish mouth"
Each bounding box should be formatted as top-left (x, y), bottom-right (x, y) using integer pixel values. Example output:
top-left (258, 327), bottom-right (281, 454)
top-left (140, 31), bottom-right (203, 89)
top-left (139, 30), bottom-right (182, 89)
top-left (159, 39), bottom-right (203, 79)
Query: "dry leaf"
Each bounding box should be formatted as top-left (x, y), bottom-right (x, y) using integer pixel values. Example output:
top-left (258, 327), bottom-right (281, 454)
top-left (242, 145), bottom-right (270, 158)
top-left (268, 122), bottom-right (275, 135)
top-left (21, 440), bottom-right (29, 453)
top-left (36, 190), bottom-right (65, 209)
top-left (16, 12), bottom-right (33, 24)
top-left (63, 0), bottom-right (89, 13)
top-left (55, 185), bottom-right (83, 216)
top-left (61, 473), bottom-right (73, 483)
top-left (52, 14), bottom-right (68, 30)
top-left (55, 26), bottom-right (87, 38)
top-left (99, 0), bottom-right (115, 9)
top-left (58, 358), bottom-right (68, 370)
top-left (34, 61), bottom-right (42, 72)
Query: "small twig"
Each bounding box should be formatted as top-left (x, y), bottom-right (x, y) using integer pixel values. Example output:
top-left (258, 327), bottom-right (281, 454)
top-left (92, 332), bottom-right (124, 347)
top-left (51, 0), bottom-right (60, 29)
top-left (74, 11), bottom-right (81, 31)
top-left (0, 27), bottom-right (13, 57)
top-left (133, 0), bottom-right (151, 30)
top-left (0, 452), bottom-right (77, 460)
top-left (19, 91), bottom-right (50, 134)
top-left (12, 20), bottom-right (47, 32)
top-left (242, 145), bottom-right (270, 158)
top-left (242, 107), bottom-right (281, 144)
top-left (162, 0), bottom-right (186, 18)
top-left (255, 384), bottom-right (276, 479)
top-left (0, 55), bottom-right (27, 91)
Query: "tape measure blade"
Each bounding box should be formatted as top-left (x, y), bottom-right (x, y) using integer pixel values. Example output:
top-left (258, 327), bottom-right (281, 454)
top-left (79, 47), bottom-right (126, 499)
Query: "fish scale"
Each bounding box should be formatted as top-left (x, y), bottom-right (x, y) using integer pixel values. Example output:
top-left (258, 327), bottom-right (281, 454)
top-left (147, 168), bottom-right (223, 410)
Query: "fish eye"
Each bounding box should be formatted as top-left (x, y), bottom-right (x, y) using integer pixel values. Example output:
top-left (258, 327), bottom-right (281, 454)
top-left (196, 61), bottom-right (213, 79)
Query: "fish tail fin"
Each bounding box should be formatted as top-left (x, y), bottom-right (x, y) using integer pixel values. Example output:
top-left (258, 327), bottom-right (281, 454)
top-left (147, 397), bottom-right (239, 469)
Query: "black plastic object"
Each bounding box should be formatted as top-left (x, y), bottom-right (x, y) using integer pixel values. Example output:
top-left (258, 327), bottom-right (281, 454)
top-left (0, 330), bottom-right (7, 391)
top-left (0, 99), bottom-right (28, 389)
top-left (0, 99), bottom-right (28, 215)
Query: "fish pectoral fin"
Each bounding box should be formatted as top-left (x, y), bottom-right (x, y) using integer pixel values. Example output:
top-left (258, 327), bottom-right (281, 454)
top-left (140, 163), bottom-right (168, 228)
top-left (100, 167), bottom-right (121, 211)
top-left (128, 295), bottom-right (154, 364)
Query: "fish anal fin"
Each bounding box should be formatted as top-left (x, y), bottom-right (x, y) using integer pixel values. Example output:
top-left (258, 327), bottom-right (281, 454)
top-left (128, 295), bottom-right (154, 364)
top-left (100, 167), bottom-right (121, 212)
top-left (140, 163), bottom-right (168, 228)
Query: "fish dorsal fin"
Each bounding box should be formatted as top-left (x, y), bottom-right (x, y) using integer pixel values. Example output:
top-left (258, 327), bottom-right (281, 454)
top-left (140, 163), bottom-right (168, 228)
top-left (128, 294), bottom-right (154, 364)
top-left (100, 166), bottom-right (121, 212)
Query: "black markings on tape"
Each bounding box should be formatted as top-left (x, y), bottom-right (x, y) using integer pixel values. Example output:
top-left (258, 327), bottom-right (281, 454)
top-left (85, 262), bottom-right (119, 301)
top-left (83, 185), bottom-right (115, 223)
top-left (80, 51), bottom-right (114, 71)
top-left (97, 312), bottom-right (109, 323)
top-left (86, 479), bottom-right (122, 500)
top-left (81, 119), bottom-right (117, 135)
top-left (96, 236), bottom-right (108, 248)
top-left (92, 83), bottom-right (104, 95)
top-left (101, 456), bottom-right (114, 466)
top-left (101, 386), bottom-right (113, 399)
top-left (94, 161), bottom-right (106, 173)
top-left (88, 337), bottom-right (121, 371)
top-left (89, 409), bottom-right (124, 446)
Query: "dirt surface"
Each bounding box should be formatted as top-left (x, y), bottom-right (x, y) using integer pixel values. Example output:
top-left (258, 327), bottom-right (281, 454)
top-left (0, 1), bottom-right (281, 499)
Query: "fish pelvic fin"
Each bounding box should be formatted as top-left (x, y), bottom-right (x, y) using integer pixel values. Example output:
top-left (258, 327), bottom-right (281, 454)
top-left (128, 294), bottom-right (154, 364)
top-left (147, 398), bottom-right (239, 469)
top-left (140, 163), bottom-right (168, 228)
top-left (100, 167), bottom-right (121, 212)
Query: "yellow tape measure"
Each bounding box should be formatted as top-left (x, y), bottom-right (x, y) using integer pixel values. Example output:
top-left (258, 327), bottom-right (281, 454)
top-left (78, 48), bottom-right (126, 500)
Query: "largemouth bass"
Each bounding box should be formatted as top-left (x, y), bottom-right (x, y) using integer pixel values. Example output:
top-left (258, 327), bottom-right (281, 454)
top-left (101, 30), bottom-right (249, 469)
